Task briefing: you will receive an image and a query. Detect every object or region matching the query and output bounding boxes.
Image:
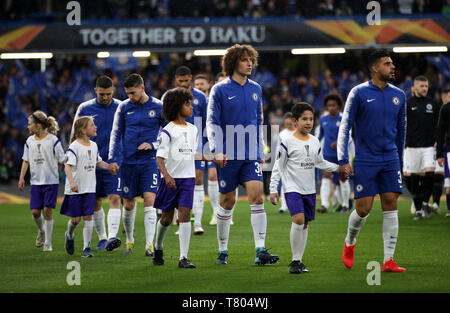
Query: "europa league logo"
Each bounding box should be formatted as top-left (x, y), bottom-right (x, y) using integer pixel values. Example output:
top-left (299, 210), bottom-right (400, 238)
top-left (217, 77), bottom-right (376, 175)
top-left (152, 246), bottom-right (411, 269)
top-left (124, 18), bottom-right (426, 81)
top-left (88, 150), bottom-right (92, 160)
top-left (37, 144), bottom-right (41, 154)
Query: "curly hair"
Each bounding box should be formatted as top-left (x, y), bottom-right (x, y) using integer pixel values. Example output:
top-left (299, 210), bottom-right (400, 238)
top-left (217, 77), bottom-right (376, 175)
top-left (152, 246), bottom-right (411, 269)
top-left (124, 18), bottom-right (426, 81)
top-left (323, 93), bottom-right (343, 108)
top-left (221, 44), bottom-right (258, 77)
top-left (162, 87), bottom-right (193, 122)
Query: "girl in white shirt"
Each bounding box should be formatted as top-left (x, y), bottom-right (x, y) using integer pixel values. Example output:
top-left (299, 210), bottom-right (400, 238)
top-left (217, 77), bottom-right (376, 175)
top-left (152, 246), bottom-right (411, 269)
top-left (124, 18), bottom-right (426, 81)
top-left (18, 111), bottom-right (65, 252)
top-left (61, 116), bottom-right (115, 258)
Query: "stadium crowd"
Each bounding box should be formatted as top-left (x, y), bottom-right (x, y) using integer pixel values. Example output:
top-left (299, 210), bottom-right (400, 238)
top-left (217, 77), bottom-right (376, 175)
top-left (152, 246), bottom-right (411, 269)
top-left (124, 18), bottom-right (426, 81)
top-left (1, 0), bottom-right (448, 21)
top-left (0, 51), bottom-right (448, 184)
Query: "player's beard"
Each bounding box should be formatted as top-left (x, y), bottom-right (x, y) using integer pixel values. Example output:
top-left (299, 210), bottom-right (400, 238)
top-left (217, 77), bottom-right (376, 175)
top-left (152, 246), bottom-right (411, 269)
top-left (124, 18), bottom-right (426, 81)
top-left (382, 72), bottom-right (395, 83)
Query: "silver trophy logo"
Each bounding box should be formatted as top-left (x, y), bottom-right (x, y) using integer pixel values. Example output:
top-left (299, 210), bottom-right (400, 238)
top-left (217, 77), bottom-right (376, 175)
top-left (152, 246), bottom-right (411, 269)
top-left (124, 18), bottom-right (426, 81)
top-left (37, 143), bottom-right (41, 154)
top-left (88, 150), bottom-right (92, 160)
top-left (305, 145), bottom-right (310, 157)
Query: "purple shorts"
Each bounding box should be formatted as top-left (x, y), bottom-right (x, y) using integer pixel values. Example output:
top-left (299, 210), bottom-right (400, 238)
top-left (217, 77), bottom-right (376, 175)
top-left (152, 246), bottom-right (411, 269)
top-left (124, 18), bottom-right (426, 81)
top-left (154, 177), bottom-right (195, 212)
top-left (284, 192), bottom-right (316, 222)
top-left (30, 184), bottom-right (59, 211)
top-left (60, 193), bottom-right (96, 217)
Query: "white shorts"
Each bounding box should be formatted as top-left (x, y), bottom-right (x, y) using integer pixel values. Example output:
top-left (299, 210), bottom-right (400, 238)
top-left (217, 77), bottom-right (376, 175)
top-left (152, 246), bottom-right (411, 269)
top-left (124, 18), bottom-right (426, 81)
top-left (403, 147), bottom-right (435, 173)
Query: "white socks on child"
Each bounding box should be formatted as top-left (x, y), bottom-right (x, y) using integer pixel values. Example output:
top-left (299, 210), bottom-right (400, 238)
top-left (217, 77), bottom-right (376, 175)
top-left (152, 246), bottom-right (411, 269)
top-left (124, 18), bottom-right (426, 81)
top-left (44, 219), bottom-right (53, 245)
top-left (193, 185), bottom-right (205, 228)
top-left (155, 220), bottom-right (169, 250)
top-left (178, 221), bottom-right (191, 260)
top-left (83, 220), bottom-right (93, 249)
top-left (290, 223), bottom-right (308, 261)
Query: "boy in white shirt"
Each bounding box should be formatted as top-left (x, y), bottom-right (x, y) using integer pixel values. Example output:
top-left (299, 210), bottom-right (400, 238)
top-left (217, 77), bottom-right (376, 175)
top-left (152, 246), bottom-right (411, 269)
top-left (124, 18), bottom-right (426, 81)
top-left (270, 102), bottom-right (339, 274)
top-left (153, 87), bottom-right (205, 268)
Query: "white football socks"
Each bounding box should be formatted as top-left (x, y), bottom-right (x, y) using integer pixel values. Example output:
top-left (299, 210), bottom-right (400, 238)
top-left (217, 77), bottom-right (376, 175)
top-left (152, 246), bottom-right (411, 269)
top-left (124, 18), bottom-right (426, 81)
top-left (290, 222), bottom-right (307, 261)
top-left (83, 220), bottom-right (93, 250)
top-left (179, 221), bottom-right (191, 260)
top-left (107, 208), bottom-right (121, 239)
top-left (320, 178), bottom-right (331, 208)
top-left (93, 207), bottom-right (107, 241)
top-left (193, 185), bottom-right (205, 228)
top-left (340, 180), bottom-right (351, 208)
top-left (250, 203), bottom-right (266, 248)
top-left (33, 215), bottom-right (44, 232)
top-left (44, 219), bottom-right (53, 245)
top-left (216, 206), bottom-right (233, 251)
top-left (383, 210), bottom-right (399, 263)
top-left (154, 220), bottom-right (169, 250)
top-left (345, 210), bottom-right (368, 246)
top-left (67, 220), bottom-right (78, 239)
top-left (208, 180), bottom-right (220, 218)
top-left (144, 206), bottom-right (157, 249)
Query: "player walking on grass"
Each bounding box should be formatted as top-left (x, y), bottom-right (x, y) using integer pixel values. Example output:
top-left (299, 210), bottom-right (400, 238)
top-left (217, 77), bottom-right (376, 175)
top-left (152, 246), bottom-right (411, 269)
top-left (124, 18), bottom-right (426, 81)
top-left (61, 116), bottom-right (116, 258)
top-left (270, 103), bottom-right (339, 274)
top-left (195, 72), bottom-right (237, 226)
top-left (18, 111), bottom-right (65, 252)
top-left (153, 87), bottom-right (200, 268)
top-left (338, 49), bottom-right (406, 272)
top-left (207, 44), bottom-right (279, 265)
top-left (72, 75), bottom-right (123, 251)
top-left (109, 73), bottom-right (166, 256)
top-left (318, 94), bottom-right (352, 214)
top-left (403, 76), bottom-right (440, 220)
top-left (436, 87), bottom-right (450, 217)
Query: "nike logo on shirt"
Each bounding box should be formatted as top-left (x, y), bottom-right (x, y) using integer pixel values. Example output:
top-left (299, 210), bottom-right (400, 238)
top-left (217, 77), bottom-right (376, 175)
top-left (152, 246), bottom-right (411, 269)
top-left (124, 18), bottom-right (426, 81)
top-left (127, 111), bottom-right (135, 115)
top-left (411, 107), bottom-right (418, 111)
top-left (228, 96), bottom-right (236, 100)
top-left (367, 98), bottom-right (376, 102)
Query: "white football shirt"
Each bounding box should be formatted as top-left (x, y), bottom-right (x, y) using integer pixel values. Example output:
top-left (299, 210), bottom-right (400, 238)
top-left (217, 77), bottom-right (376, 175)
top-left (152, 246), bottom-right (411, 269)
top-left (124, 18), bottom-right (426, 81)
top-left (270, 133), bottom-right (339, 195)
top-left (64, 140), bottom-right (102, 195)
top-left (22, 133), bottom-right (65, 185)
top-left (156, 121), bottom-right (198, 179)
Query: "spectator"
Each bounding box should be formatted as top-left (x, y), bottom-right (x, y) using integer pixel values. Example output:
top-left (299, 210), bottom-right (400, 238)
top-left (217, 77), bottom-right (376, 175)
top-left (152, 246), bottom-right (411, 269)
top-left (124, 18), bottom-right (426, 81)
top-left (443, 0), bottom-right (450, 14)
top-left (336, 0), bottom-right (353, 16)
top-left (317, 0), bottom-right (336, 15)
top-left (398, 0), bottom-right (414, 14)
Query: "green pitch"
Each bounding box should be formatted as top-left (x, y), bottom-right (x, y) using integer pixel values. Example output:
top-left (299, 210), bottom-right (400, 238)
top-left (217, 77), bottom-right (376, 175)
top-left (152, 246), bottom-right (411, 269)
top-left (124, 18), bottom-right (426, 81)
top-left (1, 199), bottom-right (450, 293)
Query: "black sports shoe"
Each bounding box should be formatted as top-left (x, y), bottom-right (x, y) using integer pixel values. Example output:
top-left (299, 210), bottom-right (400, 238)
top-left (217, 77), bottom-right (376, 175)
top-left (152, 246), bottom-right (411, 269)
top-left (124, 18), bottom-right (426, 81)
top-left (255, 248), bottom-right (279, 265)
top-left (318, 205), bottom-right (328, 213)
top-left (153, 249), bottom-right (164, 266)
top-left (216, 251), bottom-right (228, 264)
top-left (178, 257), bottom-right (196, 268)
top-left (289, 260), bottom-right (302, 274)
top-left (335, 205), bottom-right (343, 213)
top-left (289, 261), bottom-right (308, 274)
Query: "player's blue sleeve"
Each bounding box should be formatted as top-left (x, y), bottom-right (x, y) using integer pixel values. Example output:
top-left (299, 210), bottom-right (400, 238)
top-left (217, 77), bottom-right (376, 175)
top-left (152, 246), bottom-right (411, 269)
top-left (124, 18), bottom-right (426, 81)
top-left (206, 85), bottom-right (223, 155)
top-left (337, 87), bottom-right (359, 165)
top-left (201, 93), bottom-right (208, 148)
top-left (396, 92), bottom-right (407, 169)
top-left (108, 101), bottom-right (124, 163)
